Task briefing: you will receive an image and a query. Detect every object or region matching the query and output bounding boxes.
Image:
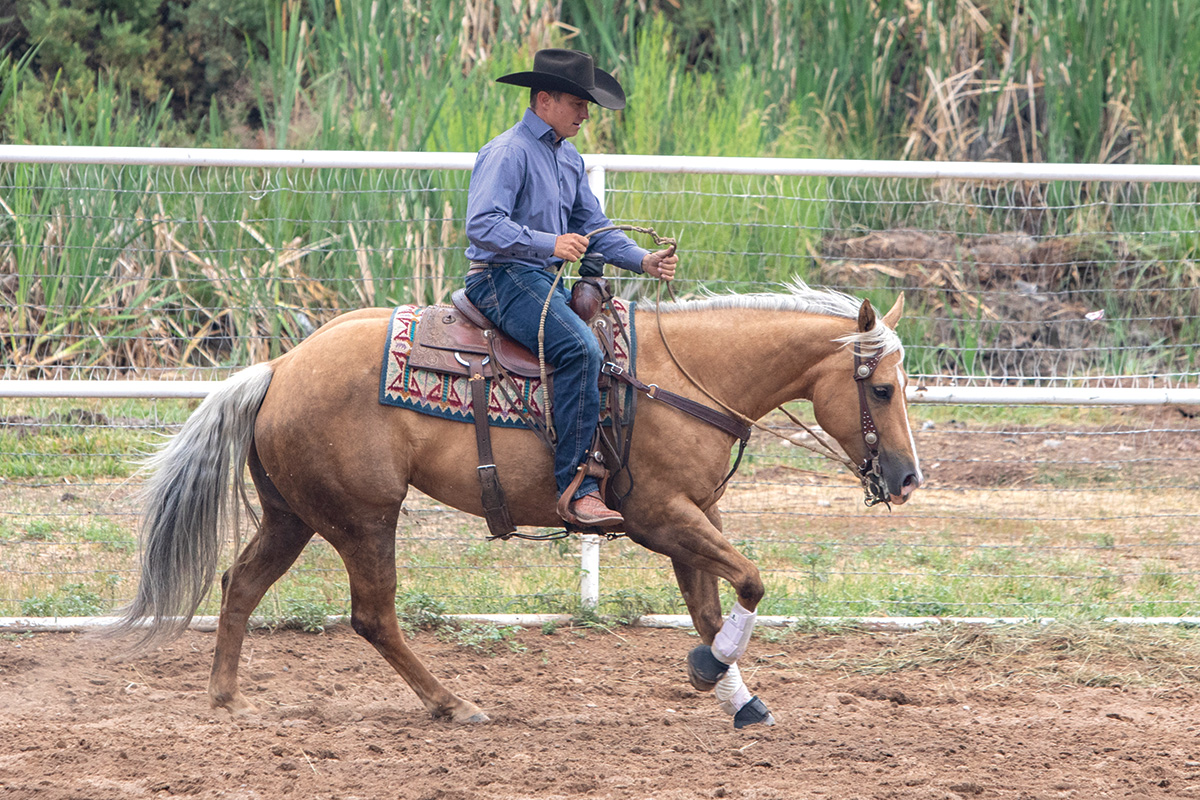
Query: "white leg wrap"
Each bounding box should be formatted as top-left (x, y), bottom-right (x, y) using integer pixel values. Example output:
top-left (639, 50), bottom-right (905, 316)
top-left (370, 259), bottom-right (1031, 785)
top-left (712, 601), bottom-right (756, 665)
top-left (714, 662), bottom-right (754, 716)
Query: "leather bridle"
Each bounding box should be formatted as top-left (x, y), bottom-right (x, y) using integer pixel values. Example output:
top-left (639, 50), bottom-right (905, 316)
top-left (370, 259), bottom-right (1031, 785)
top-left (853, 343), bottom-right (891, 509)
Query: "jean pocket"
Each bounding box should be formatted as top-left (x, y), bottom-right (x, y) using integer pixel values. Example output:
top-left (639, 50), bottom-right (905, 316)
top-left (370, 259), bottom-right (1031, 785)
top-left (464, 271), bottom-right (498, 311)
top-left (505, 263), bottom-right (556, 296)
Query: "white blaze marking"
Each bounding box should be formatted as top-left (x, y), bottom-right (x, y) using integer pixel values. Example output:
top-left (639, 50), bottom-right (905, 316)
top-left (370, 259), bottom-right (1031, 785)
top-left (896, 364), bottom-right (922, 485)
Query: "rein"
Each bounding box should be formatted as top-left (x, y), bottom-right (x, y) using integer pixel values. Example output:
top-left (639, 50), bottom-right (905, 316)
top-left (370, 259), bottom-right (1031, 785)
top-left (534, 224), bottom-right (754, 501)
top-left (651, 280), bottom-right (892, 509)
top-left (536, 224), bottom-right (682, 443)
top-left (534, 224), bottom-right (893, 509)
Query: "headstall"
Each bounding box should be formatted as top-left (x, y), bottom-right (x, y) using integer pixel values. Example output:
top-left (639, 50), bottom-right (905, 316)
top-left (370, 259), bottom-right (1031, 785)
top-left (853, 343), bottom-right (891, 509)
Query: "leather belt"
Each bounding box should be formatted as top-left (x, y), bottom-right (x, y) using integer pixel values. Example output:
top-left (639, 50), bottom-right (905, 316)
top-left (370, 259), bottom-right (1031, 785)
top-left (467, 261), bottom-right (562, 276)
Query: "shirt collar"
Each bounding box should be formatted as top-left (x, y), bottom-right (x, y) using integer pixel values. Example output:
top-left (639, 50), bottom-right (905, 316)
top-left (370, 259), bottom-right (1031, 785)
top-left (521, 107), bottom-right (559, 144)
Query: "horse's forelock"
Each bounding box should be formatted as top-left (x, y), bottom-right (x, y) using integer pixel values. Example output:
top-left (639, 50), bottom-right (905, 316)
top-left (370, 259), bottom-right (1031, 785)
top-left (834, 327), bottom-right (905, 360)
top-left (656, 278), bottom-right (904, 358)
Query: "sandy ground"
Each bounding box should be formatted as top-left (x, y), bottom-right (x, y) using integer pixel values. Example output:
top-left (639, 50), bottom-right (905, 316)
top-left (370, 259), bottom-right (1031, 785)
top-left (1, 624), bottom-right (1197, 800)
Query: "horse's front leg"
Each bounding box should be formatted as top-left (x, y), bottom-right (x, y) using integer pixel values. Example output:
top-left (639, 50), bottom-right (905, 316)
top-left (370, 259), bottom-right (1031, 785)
top-left (628, 502), bottom-right (775, 729)
top-left (670, 506), bottom-right (735, 642)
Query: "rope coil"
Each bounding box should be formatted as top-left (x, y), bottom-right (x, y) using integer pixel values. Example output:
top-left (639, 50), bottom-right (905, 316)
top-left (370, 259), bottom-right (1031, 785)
top-left (536, 225), bottom-right (676, 442)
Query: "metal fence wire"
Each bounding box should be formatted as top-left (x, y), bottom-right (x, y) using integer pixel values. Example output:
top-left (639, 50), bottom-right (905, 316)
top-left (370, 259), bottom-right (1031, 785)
top-left (1, 148), bottom-right (1198, 624)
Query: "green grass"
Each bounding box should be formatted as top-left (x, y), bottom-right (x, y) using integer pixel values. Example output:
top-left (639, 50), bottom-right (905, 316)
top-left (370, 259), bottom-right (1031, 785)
top-left (0, 398), bottom-right (194, 478)
top-left (20, 579), bottom-right (115, 617)
top-left (1, 488), bottom-right (1196, 622)
top-left (9, 397), bottom-right (1194, 623)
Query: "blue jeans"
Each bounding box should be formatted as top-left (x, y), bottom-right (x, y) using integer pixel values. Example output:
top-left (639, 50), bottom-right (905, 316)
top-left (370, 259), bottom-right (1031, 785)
top-left (465, 264), bottom-right (602, 500)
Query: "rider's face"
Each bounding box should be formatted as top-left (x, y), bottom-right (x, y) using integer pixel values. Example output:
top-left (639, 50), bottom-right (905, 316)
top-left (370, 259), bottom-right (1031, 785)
top-left (537, 92), bottom-right (591, 140)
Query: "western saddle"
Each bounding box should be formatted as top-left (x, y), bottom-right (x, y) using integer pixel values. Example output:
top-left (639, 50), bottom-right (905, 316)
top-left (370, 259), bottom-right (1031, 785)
top-left (406, 276), bottom-right (752, 541)
top-left (406, 277), bottom-right (633, 540)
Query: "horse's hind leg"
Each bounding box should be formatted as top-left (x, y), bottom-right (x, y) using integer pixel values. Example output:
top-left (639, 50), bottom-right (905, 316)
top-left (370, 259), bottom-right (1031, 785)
top-left (334, 528), bottom-right (489, 724)
top-left (209, 503), bottom-right (314, 714)
top-left (210, 448), bottom-right (315, 714)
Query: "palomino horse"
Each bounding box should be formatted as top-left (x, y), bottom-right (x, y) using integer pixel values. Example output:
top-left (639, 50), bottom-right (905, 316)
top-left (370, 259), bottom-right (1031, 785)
top-left (114, 280), bottom-right (921, 728)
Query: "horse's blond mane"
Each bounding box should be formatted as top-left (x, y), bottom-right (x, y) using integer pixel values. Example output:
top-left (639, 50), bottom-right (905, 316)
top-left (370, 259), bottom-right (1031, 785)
top-left (654, 278), bottom-right (904, 357)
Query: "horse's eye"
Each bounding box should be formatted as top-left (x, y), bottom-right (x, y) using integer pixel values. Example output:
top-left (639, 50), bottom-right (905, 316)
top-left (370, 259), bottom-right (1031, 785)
top-left (872, 385), bottom-right (893, 401)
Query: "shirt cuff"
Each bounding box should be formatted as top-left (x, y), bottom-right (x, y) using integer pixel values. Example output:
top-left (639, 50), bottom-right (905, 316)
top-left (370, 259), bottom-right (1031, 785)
top-left (530, 230), bottom-right (558, 260)
top-left (619, 247), bottom-right (651, 274)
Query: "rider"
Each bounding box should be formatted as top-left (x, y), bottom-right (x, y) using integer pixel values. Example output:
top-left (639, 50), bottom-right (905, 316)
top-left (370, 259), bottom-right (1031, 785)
top-left (464, 48), bottom-right (678, 527)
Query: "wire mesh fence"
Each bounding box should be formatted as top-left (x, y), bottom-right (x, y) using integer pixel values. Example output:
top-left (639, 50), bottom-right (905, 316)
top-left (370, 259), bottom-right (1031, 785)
top-left (1, 151), bottom-right (1198, 622)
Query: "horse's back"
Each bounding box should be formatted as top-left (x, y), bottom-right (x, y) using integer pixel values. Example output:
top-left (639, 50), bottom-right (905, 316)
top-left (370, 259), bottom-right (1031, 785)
top-left (256, 310), bottom-right (406, 491)
top-left (306, 307), bottom-right (394, 340)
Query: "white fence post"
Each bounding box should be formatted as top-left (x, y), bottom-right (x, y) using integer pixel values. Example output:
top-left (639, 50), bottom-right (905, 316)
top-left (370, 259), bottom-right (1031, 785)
top-left (577, 162), bottom-right (609, 611)
top-left (580, 534), bottom-right (601, 610)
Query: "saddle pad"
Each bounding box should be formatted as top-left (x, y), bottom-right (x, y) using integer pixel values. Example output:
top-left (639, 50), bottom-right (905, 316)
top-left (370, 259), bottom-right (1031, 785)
top-left (378, 301), bottom-right (636, 429)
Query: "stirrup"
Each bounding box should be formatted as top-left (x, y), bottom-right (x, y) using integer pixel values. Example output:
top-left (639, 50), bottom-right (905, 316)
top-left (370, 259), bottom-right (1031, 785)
top-left (554, 455), bottom-right (614, 525)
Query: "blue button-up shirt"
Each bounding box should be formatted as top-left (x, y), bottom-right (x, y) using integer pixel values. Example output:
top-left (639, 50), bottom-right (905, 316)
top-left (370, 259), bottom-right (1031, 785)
top-left (465, 108), bottom-right (647, 272)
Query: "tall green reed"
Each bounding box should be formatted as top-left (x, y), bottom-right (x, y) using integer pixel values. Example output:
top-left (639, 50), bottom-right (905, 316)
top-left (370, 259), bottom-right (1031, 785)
top-left (3, 0), bottom-right (1199, 380)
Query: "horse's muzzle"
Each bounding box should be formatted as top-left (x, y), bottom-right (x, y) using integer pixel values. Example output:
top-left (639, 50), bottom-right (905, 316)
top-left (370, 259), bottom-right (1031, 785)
top-left (888, 469), bottom-right (922, 506)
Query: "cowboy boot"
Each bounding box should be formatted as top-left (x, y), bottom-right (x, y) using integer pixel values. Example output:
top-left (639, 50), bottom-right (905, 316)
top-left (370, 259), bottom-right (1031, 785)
top-left (566, 492), bottom-right (624, 527)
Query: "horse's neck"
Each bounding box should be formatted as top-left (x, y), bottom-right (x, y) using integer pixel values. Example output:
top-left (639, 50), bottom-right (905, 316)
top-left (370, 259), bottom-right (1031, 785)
top-left (637, 308), bottom-right (848, 422)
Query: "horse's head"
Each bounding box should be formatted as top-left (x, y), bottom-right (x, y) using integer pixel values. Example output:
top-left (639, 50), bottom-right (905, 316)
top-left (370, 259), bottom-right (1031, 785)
top-left (809, 294), bottom-right (922, 506)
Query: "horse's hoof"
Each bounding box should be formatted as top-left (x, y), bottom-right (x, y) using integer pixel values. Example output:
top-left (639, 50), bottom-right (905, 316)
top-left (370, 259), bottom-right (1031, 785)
top-left (211, 691), bottom-right (258, 717)
top-left (733, 696), bottom-right (776, 729)
top-left (686, 645), bottom-right (729, 692)
top-left (446, 703), bottom-right (490, 724)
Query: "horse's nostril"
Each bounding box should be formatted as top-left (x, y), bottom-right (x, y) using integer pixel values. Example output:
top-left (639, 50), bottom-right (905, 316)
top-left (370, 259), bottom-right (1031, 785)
top-left (903, 473), bottom-right (920, 488)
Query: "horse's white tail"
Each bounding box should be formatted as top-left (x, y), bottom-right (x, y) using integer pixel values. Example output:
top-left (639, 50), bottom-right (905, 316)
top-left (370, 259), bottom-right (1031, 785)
top-left (108, 363), bottom-right (274, 651)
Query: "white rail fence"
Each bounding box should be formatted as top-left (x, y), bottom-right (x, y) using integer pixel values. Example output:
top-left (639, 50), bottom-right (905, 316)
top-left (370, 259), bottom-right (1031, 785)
top-left (1, 146), bottom-right (1198, 628)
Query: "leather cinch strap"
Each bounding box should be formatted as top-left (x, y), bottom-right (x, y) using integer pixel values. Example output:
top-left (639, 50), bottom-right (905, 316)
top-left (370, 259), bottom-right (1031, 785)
top-left (468, 356), bottom-right (516, 539)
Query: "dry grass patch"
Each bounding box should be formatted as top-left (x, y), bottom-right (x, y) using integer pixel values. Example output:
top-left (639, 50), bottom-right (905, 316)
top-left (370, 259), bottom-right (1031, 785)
top-left (773, 621), bottom-right (1200, 690)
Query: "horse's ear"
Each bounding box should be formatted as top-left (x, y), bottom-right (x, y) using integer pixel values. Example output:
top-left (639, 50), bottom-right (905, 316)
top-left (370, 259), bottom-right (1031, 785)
top-left (857, 299), bottom-right (877, 332)
top-left (882, 293), bottom-right (905, 328)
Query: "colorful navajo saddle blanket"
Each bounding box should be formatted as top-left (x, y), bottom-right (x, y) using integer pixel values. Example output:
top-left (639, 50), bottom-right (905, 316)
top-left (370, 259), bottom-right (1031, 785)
top-left (378, 300), bottom-right (636, 429)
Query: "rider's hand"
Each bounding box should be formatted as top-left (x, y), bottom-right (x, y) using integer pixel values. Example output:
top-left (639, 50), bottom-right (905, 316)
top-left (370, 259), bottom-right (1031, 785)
top-left (554, 233), bottom-right (590, 262)
top-left (642, 248), bottom-right (678, 281)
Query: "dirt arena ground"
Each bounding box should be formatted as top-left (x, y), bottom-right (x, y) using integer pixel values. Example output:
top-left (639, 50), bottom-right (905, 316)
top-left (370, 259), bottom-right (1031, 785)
top-left (2, 623), bottom-right (1197, 799)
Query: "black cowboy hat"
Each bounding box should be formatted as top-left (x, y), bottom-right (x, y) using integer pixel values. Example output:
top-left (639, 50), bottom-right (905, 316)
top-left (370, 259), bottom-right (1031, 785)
top-left (496, 48), bottom-right (626, 110)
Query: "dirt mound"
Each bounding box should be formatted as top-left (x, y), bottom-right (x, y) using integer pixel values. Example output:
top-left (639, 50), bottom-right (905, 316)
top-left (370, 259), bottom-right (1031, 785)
top-left (819, 228), bottom-right (1190, 379)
